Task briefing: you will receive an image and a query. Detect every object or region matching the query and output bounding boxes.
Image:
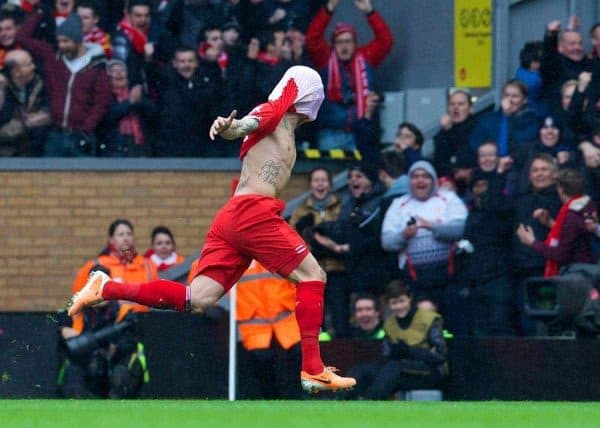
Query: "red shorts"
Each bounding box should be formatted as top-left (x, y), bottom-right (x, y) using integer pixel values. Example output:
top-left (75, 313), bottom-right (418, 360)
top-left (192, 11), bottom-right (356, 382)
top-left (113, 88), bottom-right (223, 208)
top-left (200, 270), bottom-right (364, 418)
top-left (193, 195), bottom-right (309, 291)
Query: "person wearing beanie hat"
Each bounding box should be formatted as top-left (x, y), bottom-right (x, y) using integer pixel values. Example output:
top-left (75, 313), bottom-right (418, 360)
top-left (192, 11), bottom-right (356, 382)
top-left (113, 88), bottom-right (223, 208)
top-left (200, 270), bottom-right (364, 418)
top-left (56, 13), bottom-right (83, 46)
top-left (382, 160), bottom-right (469, 333)
top-left (16, 7), bottom-right (110, 155)
top-left (306, 0), bottom-right (393, 151)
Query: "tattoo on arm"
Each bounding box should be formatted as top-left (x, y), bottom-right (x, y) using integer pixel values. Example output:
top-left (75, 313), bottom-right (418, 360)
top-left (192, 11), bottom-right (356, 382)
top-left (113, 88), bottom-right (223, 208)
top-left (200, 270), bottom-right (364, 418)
top-left (258, 160), bottom-right (281, 185)
top-left (231, 117), bottom-right (258, 136)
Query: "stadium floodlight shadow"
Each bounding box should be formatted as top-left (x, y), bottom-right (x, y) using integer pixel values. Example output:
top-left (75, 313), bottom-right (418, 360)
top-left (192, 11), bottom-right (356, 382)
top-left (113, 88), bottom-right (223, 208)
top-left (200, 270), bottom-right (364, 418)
top-left (524, 274), bottom-right (595, 338)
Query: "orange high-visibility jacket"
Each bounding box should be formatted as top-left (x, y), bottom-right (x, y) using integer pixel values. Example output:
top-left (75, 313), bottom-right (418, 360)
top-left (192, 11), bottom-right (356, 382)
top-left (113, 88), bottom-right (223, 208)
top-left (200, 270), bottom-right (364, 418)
top-left (72, 254), bottom-right (158, 313)
top-left (236, 260), bottom-right (301, 351)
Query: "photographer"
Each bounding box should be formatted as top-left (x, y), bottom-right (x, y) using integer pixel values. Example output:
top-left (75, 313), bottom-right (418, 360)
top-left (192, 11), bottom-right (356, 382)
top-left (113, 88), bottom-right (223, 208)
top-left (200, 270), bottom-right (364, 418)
top-left (58, 277), bottom-right (147, 398)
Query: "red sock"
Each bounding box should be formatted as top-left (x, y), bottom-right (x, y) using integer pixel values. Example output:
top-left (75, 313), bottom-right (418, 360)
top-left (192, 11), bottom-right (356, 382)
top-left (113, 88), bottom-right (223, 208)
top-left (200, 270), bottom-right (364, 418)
top-left (102, 279), bottom-right (190, 312)
top-left (295, 280), bottom-right (326, 375)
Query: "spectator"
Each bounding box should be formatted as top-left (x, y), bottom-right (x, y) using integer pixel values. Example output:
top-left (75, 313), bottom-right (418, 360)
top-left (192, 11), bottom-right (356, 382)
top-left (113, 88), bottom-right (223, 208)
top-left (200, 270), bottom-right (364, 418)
top-left (17, 11), bottom-right (111, 156)
top-left (582, 126), bottom-right (600, 207)
top-left (289, 166), bottom-right (345, 338)
top-left (15, 0), bottom-right (55, 44)
top-left (97, 59), bottom-right (155, 157)
top-left (512, 116), bottom-right (573, 194)
top-left (306, 0), bottom-right (392, 151)
top-left (517, 168), bottom-right (596, 276)
top-left (378, 150), bottom-right (408, 213)
top-left (77, 0), bottom-right (111, 58)
top-left (394, 122), bottom-right (424, 171)
top-left (143, 225), bottom-right (185, 272)
top-left (551, 77), bottom-right (583, 148)
top-left (515, 41), bottom-right (548, 119)
top-left (433, 90), bottom-right (477, 178)
top-left (589, 22), bottom-right (600, 59)
top-left (53, 0), bottom-right (74, 27)
top-left (461, 150), bottom-right (515, 336)
top-left (251, 30), bottom-right (292, 106)
top-left (510, 153), bottom-right (561, 334)
top-left (221, 20), bottom-right (241, 49)
top-left (381, 161), bottom-right (468, 311)
top-left (359, 280), bottom-right (448, 400)
top-left (266, 0), bottom-right (310, 33)
top-left (57, 297), bottom-right (147, 398)
top-left (470, 79), bottom-right (538, 158)
top-left (150, 46), bottom-right (220, 157)
top-left (166, 0), bottom-right (224, 51)
top-left (541, 17), bottom-right (592, 110)
top-left (349, 293), bottom-right (385, 340)
top-left (285, 25), bottom-right (309, 66)
top-left (0, 48), bottom-right (51, 156)
top-left (112, 0), bottom-right (153, 89)
top-left (72, 219), bottom-right (158, 313)
top-left (311, 162), bottom-right (387, 335)
top-left (0, 9), bottom-right (21, 70)
top-left (236, 260), bottom-right (302, 399)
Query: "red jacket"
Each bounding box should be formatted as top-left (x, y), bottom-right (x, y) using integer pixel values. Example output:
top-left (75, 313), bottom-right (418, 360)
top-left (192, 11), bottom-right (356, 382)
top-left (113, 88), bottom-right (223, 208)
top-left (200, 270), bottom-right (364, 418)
top-left (17, 13), bottom-right (111, 133)
top-left (306, 7), bottom-right (393, 70)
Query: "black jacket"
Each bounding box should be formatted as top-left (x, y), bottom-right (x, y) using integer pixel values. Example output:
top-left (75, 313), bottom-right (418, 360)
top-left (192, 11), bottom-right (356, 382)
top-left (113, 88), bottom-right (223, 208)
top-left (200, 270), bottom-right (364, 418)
top-left (150, 63), bottom-right (220, 157)
top-left (433, 115), bottom-right (478, 177)
top-left (462, 172), bottom-right (512, 282)
top-left (338, 185), bottom-right (389, 294)
top-left (510, 184), bottom-right (562, 270)
top-left (541, 31), bottom-right (592, 109)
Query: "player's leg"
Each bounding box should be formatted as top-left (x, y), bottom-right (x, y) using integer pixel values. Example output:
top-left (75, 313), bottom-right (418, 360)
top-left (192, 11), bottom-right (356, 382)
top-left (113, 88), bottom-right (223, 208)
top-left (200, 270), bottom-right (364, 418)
top-left (67, 269), bottom-right (226, 316)
top-left (289, 253), bottom-right (356, 392)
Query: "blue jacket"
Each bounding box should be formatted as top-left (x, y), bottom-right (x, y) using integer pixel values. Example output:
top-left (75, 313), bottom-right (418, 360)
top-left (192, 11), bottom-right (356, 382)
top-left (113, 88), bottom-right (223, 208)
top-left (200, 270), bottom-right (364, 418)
top-left (469, 108), bottom-right (539, 155)
top-left (317, 62), bottom-right (375, 131)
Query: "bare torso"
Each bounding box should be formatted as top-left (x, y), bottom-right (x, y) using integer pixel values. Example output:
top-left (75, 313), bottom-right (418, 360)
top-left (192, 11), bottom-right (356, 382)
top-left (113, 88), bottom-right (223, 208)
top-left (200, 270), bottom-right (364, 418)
top-left (234, 114), bottom-right (298, 198)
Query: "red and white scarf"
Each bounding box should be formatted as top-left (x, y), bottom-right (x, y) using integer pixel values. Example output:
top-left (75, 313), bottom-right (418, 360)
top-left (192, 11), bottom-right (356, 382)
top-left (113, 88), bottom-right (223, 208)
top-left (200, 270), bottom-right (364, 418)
top-left (113, 87), bottom-right (144, 145)
top-left (543, 195), bottom-right (582, 277)
top-left (327, 51), bottom-right (369, 119)
top-left (118, 17), bottom-right (147, 55)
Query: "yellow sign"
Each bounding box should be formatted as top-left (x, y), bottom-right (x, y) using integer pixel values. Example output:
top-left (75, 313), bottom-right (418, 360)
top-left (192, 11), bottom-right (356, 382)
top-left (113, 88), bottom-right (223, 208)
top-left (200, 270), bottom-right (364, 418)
top-left (454, 0), bottom-right (492, 87)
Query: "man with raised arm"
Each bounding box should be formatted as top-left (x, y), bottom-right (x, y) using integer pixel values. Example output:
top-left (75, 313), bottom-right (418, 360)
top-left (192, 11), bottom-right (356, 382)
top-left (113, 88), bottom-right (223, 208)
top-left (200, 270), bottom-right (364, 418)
top-left (68, 65), bottom-right (356, 393)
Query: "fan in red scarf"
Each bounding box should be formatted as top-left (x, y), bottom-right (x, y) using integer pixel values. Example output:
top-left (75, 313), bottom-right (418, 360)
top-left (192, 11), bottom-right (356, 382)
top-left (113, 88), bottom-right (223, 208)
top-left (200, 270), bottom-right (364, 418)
top-left (53, 0), bottom-right (74, 27)
top-left (306, 0), bottom-right (393, 118)
top-left (144, 226), bottom-right (185, 272)
top-left (77, 1), bottom-right (111, 58)
top-left (517, 169), bottom-right (597, 276)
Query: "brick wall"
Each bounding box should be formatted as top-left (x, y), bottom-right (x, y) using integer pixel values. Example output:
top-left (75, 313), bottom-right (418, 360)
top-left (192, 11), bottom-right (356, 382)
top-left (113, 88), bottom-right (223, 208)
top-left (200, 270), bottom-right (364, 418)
top-left (0, 171), bottom-right (308, 311)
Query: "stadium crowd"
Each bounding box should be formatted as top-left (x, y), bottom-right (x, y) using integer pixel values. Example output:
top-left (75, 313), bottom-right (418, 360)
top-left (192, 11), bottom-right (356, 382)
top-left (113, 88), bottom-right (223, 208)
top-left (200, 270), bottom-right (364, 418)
top-left (4, 0), bottom-right (598, 398)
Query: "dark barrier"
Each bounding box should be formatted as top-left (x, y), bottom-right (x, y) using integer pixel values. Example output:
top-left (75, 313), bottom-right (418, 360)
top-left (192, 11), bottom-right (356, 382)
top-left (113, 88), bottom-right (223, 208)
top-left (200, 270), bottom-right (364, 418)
top-left (1, 313), bottom-right (599, 400)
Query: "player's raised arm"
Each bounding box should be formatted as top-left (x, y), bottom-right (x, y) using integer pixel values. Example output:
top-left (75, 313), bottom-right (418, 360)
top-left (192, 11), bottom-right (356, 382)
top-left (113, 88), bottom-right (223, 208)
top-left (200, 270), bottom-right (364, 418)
top-left (209, 110), bottom-right (259, 141)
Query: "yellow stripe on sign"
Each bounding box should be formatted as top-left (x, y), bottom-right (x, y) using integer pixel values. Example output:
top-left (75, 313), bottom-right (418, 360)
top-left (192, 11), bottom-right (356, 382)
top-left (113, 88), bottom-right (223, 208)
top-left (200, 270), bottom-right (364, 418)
top-left (329, 149), bottom-right (345, 159)
top-left (354, 150), bottom-right (362, 161)
top-left (304, 149), bottom-right (321, 159)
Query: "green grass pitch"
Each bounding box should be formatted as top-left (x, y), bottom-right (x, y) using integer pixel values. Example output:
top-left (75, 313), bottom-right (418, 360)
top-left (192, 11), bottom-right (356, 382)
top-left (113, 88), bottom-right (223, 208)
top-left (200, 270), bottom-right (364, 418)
top-left (3, 400), bottom-right (599, 428)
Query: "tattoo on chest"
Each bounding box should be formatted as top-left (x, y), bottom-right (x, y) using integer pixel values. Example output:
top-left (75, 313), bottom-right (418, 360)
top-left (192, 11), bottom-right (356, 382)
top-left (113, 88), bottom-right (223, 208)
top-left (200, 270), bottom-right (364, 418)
top-left (258, 160), bottom-right (281, 185)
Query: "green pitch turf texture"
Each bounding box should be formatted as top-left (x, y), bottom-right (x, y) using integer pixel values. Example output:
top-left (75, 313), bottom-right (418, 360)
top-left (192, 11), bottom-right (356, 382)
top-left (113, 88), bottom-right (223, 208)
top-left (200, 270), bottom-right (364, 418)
top-left (3, 400), bottom-right (599, 428)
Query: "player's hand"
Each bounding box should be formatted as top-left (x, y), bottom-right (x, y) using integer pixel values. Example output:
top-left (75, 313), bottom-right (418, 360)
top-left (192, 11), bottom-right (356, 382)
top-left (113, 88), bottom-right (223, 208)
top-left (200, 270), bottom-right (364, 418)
top-left (354, 0), bottom-right (373, 13)
top-left (209, 110), bottom-right (237, 141)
